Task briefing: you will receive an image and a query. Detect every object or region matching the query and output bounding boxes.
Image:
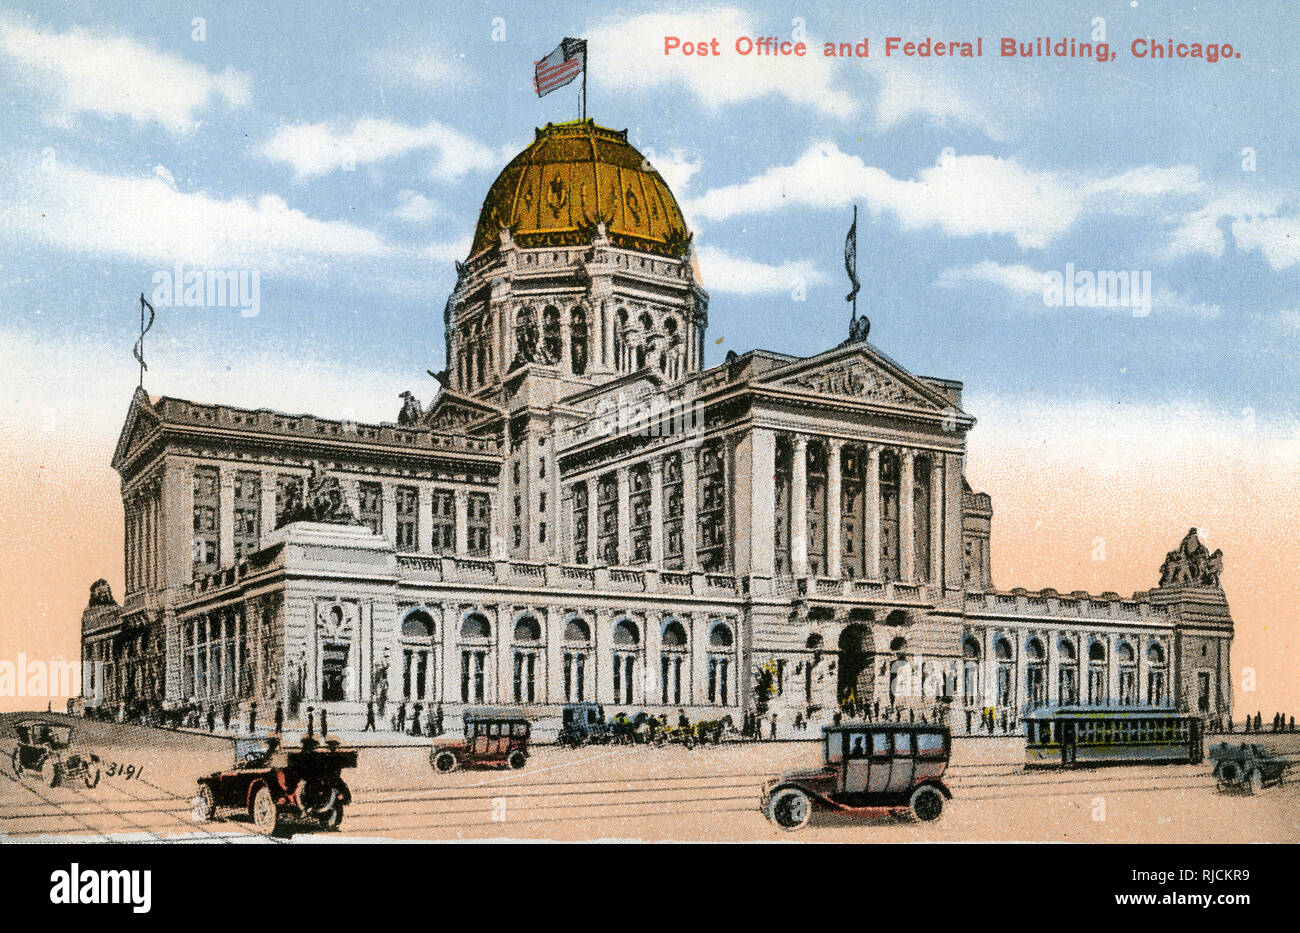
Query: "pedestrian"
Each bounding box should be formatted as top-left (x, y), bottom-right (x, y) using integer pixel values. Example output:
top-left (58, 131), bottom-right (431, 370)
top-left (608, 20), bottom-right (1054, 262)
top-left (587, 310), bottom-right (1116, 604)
top-left (425, 705), bottom-right (435, 737)
top-left (964, 709), bottom-right (973, 734)
top-left (434, 703), bottom-right (444, 737)
top-left (306, 706), bottom-right (316, 738)
top-left (1254, 711), bottom-right (1262, 732)
top-left (206, 706), bottom-right (216, 733)
top-left (222, 701), bottom-right (232, 731)
top-left (319, 707), bottom-right (328, 737)
top-left (273, 700), bottom-right (284, 734)
top-left (396, 702), bottom-right (406, 734)
top-left (248, 701), bottom-right (257, 734)
top-left (364, 701), bottom-right (376, 732)
top-left (794, 711), bottom-right (804, 731)
top-left (411, 703), bottom-right (423, 737)
top-left (769, 713), bottom-right (777, 741)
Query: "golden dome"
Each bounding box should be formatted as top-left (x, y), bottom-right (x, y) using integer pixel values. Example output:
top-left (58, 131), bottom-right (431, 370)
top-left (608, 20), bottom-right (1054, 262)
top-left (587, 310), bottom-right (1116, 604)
top-left (470, 119), bottom-right (692, 259)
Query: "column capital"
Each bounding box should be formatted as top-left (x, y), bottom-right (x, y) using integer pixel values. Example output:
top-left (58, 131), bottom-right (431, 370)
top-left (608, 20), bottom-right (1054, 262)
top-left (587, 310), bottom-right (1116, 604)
top-left (825, 437), bottom-right (845, 453)
top-left (792, 432), bottom-right (810, 450)
top-left (900, 447), bottom-right (916, 464)
top-left (649, 456), bottom-right (664, 474)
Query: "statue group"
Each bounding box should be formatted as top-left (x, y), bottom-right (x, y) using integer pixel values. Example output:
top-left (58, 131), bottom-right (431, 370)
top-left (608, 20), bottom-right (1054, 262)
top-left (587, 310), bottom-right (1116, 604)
top-left (1158, 527), bottom-right (1223, 588)
top-left (276, 462), bottom-right (358, 528)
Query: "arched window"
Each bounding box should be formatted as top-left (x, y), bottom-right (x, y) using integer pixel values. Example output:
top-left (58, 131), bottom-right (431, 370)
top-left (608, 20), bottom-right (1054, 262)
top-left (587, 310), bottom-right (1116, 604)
top-left (661, 620), bottom-right (688, 704)
top-left (512, 615), bottom-right (541, 703)
top-left (541, 306), bottom-right (562, 364)
top-left (707, 621), bottom-right (734, 705)
top-left (562, 617), bottom-right (591, 702)
top-left (962, 636), bottom-right (981, 705)
top-left (1146, 642), bottom-right (1168, 705)
top-left (459, 613), bottom-right (491, 703)
top-left (1057, 638), bottom-right (1079, 705)
top-left (890, 636), bottom-right (908, 653)
top-left (569, 307), bottom-right (587, 375)
top-left (513, 306), bottom-right (536, 367)
top-left (1025, 637), bottom-right (1046, 708)
top-left (400, 609), bottom-right (436, 702)
top-left (1117, 641), bottom-right (1137, 704)
top-left (612, 620), bottom-right (640, 704)
top-left (994, 636), bottom-right (1014, 707)
top-left (461, 613), bottom-right (491, 640)
top-left (614, 308), bottom-right (628, 370)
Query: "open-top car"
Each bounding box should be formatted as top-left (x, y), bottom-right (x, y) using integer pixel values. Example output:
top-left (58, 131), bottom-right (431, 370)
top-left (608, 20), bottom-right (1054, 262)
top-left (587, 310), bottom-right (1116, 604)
top-left (1210, 742), bottom-right (1288, 793)
top-left (195, 735), bottom-right (357, 835)
top-left (430, 707), bottom-right (530, 772)
top-left (763, 723), bottom-right (952, 831)
top-left (11, 719), bottom-right (100, 788)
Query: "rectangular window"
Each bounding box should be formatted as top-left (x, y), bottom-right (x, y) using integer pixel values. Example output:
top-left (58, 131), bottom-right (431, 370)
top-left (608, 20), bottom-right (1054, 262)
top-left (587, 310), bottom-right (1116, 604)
top-left (233, 470), bottom-right (261, 561)
top-left (466, 492), bottom-right (491, 556)
top-left (192, 466), bottom-right (220, 576)
top-left (697, 442), bottom-right (728, 572)
top-left (661, 454), bottom-right (683, 569)
top-left (358, 482), bottom-right (383, 535)
top-left (629, 463), bottom-right (651, 564)
top-left (571, 481), bottom-right (589, 563)
top-left (596, 472), bottom-right (618, 565)
top-left (395, 485), bottom-right (419, 552)
top-left (431, 489), bottom-right (455, 553)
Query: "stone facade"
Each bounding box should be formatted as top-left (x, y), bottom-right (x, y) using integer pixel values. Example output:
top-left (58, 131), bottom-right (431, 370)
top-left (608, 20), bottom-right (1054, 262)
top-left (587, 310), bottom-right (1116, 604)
top-left (81, 119), bottom-right (1234, 731)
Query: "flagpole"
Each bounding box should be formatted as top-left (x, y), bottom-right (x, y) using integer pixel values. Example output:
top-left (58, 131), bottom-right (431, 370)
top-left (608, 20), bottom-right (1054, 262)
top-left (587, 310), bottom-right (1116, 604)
top-left (851, 204), bottom-right (858, 324)
top-left (581, 54), bottom-right (587, 121)
top-left (139, 293), bottom-right (146, 388)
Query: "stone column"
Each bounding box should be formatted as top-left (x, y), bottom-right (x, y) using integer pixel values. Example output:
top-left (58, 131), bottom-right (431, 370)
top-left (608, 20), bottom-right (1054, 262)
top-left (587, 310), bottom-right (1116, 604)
top-left (865, 446), bottom-right (881, 580)
top-left (825, 439), bottom-right (843, 579)
top-left (944, 453), bottom-right (966, 590)
top-left (616, 467), bottom-right (631, 565)
top-left (342, 478), bottom-right (361, 525)
top-left (1106, 633), bottom-right (1119, 706)
top-left (495, 605), bottom-right (511, 704)
top-left (749, 429), bottom-right (777, 580)
top-left (929, 457), bottom-right (944, 587)
top-left (219, 466), bottom-right (236, 568)
top-left (545, 608), bottom-right (563, 701)
top-left (691, 612), bottom-right (709, 706)
top-left (1138, 638), bottom-right (1150, 705)
top-left (454, 490), bottom-right (469, 556)
top-left (899, 450), bottom-right (915, 583)
top-left (644, 611), bottom-right (662, 702)
top-left (260, 470), bottom-right (278, 546)
top-left (417, 485), bottom-right (434, 553)
top-left (381, 484), bottom-right (397, 546)
top-left (442, 604), bottom-right (461, 704)
top-left (649, 458), bottom-right (665, 567)
top-left (682, 447), bottom-right (699, 569)
top-left (489, 490), bottom-right (506, 559)
top-left (791, 434), bottom-right (809, 577)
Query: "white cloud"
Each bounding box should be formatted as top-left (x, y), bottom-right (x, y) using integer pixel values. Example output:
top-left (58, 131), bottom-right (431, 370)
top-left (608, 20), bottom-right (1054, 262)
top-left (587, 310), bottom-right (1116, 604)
top-left (588, 9), bottom-right (857, 118)
top-left (420, 237), bottom-right (472, 263)
top-left (391, 190), bottom-right (443, 223)
top-left (261, 118), bottom-right (512, 182)
top-left (644, 149), bottom-right (702, 198)
top-left (1160, 190), bottom-right (1297, 268)
top-left (937, 261), bottom-right (1048, 297)
top-left (0, 21), bottom-right (249, 133)
top-left (688, 143), bottom-right (1199, 249)
top-left (1230, 212), bottom-right (1300, 270)
top-left (873, 67), bottom-right (1004, 140)
top-left (694, 245), bottom-right (823, 294)
top-left (0, 158), bottom-right (395, 272)
top-left (377, 46), bottom-right (468, 89)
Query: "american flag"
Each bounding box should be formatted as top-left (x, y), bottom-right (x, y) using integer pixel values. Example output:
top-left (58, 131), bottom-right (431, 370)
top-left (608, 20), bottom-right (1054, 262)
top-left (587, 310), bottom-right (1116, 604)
top-left (534, 37), bottom-right (586, 97)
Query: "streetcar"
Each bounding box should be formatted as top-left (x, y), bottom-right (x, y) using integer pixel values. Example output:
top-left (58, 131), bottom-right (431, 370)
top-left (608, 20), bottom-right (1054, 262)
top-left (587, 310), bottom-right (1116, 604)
top-left (1023, 706), bottom-right (1203, 768)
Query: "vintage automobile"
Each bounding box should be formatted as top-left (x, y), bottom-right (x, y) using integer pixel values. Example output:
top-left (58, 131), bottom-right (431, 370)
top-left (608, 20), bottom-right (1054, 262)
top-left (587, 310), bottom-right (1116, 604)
top-left (195, 735), bottom-right (357, 835)
top-left (430, 707), bottom-right (530, 772)
top-left (557, 702), bottom-right (611, 747)
top-left (10, 719), bottom-right (101, 788)
top-left (762, 723), bottom-right (952, 831)
top-left (1210, 742), bottom-right (1289, 793)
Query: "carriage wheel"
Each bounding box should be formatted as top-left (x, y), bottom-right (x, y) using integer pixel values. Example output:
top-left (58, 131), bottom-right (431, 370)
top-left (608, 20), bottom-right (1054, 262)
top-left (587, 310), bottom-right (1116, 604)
top-left (909, 785), bottom-right (945, 822)
top-left (10, 748), bottom-right (21, 776)
top-left (683, 735), bottom-right (695, 750)
top-left (766, 788), bottom-right (812, 831)
top-left (1217, 761), bottom-right (1242, 786)
top-left (1248, 769), bottom-right (1265, 795)
top-left (40, 759), bottom-right (59, 788)
top-left (317, 801), bottom-right (344, 830)
top-left (250, 785), bottom-right (280, 835)
top-left (83, 762), bottom-right (101, 789)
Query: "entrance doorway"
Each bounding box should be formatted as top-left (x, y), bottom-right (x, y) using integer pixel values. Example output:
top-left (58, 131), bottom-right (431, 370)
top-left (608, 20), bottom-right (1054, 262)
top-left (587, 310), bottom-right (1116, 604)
top-left (322, 643), bottom-right (349, 702)
top-left (837, 622), bottom-right (874, 707)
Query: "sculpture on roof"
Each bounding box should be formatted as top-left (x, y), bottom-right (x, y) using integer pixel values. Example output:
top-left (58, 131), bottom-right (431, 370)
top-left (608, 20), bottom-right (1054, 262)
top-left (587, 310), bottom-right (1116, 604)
top-left (276, 461), bottom-right (358, 528)
top-left (398, 391), bottom-right (423, 426)
top-left (1158, 527), bottom-right (1223, 588)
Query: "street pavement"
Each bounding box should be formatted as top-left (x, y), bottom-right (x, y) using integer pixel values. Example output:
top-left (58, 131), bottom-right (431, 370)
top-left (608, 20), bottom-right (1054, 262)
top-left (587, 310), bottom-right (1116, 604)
top-left (1, 713), bottom-right (1297, 843)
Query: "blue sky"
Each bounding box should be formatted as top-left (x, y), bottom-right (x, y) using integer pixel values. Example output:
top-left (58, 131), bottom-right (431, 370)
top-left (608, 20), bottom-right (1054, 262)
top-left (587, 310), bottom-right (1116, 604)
top-left (1, 0), bottom-right (1297, 426)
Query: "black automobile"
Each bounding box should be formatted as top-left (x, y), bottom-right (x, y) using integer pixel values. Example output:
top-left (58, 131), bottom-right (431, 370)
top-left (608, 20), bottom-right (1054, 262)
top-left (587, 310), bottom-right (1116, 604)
top-left (1210, 742), bottom-right (1288, 793)
top-left (557, 703), bottom-right (611, 747)
top-left (11, 720), bottom-right (101, 788)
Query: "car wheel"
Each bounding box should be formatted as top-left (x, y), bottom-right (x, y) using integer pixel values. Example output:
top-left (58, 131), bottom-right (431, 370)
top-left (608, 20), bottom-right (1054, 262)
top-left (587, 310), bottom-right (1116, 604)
top-left (766, 788), bottom-right (812, 831)
top-left (196, 785), bottom-right (217, 821)
top-left (41, 759), bottom-right (59, 788)
top-left (317, 802), bottom-right (344, 831)
top-left (250, 785), bottom-right (279, 835)
top-left (10, 748), bottom-right (22, 776)
top-left (432, 750), bottom-right (458, 773)
top-left (910, 785), bottom-right (945, 822)
top-left (1248, 769), bottom-right (1265, 795)
top-left (1218, 761), bottom-right (1242, 785)
top-left (83, 763), bottom-right (101, 789)
top-left (506, 750), bottom-right (527, 770)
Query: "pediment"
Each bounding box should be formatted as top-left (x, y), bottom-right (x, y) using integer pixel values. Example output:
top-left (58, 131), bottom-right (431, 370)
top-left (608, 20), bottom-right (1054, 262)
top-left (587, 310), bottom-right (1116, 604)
top-left (423, 390), bottom-right (501, 431)
top-left (758, 343), bottom-right (951, 411)
top-left (111, 388), bottom-right (162, 470)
